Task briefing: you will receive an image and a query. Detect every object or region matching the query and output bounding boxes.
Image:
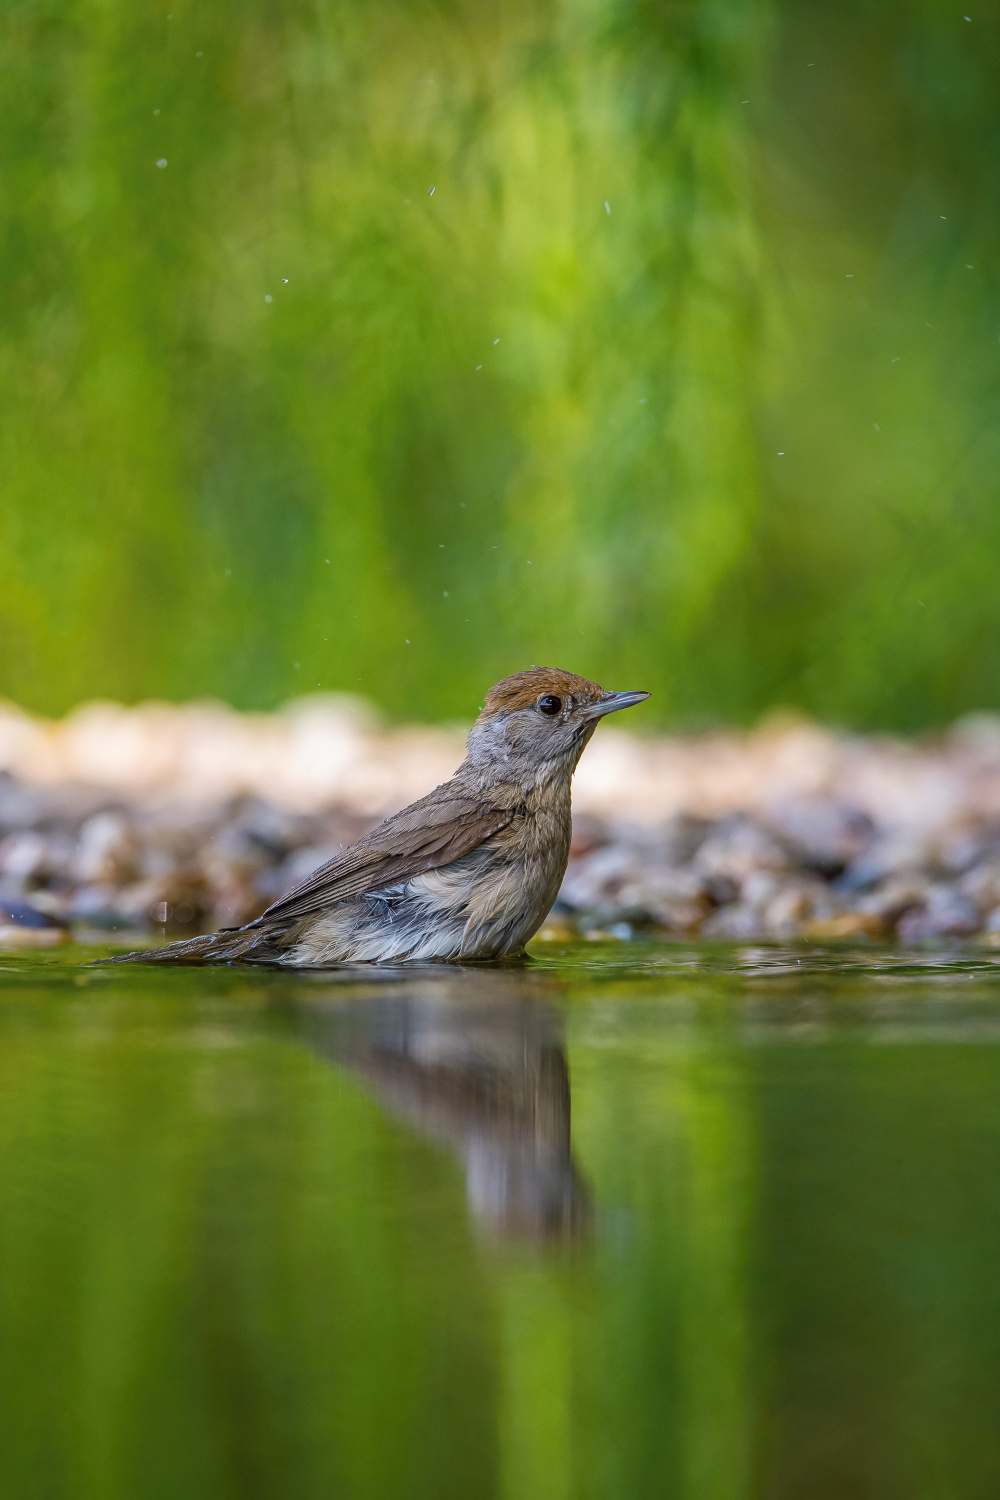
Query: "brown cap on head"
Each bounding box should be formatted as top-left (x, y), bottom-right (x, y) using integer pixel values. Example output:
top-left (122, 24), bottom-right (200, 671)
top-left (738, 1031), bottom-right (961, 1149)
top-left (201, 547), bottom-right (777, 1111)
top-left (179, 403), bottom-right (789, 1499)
top-left (478, 667), bottom-right (606, 720)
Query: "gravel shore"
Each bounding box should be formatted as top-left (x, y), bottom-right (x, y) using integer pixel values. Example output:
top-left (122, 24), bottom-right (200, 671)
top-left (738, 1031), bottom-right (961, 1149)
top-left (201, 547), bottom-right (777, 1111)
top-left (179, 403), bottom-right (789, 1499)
top-left (3, 696), bottom-right (1000, 947)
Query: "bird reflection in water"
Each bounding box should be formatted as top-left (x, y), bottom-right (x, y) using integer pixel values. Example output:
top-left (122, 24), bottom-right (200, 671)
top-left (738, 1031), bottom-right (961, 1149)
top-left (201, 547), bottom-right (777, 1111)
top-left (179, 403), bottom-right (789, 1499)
top-left (290, 969), bottom-right (591, 1242)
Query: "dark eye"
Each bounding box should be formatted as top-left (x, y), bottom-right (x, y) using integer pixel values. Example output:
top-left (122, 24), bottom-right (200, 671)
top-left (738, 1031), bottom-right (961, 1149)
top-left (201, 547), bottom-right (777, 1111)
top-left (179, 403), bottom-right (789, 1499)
top-left (538, 694), bottom-right (562, 716)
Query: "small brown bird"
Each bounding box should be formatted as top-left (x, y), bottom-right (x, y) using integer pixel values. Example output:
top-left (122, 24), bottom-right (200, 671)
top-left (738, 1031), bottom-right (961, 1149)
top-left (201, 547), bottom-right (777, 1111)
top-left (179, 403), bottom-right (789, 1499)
top-left (120, 667), bottom-right (648, 966)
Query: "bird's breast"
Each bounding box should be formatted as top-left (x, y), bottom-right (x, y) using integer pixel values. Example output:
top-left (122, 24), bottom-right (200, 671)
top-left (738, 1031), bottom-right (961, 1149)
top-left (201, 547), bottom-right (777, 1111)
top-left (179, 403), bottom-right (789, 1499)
top-left (412, 800), bottom-right (571, 932)
top-left (482, 800), bottom-right (572, 923)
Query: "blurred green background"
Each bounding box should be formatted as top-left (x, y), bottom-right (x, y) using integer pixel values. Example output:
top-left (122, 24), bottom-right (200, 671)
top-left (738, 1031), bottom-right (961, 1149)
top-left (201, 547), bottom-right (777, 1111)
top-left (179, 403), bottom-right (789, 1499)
top-left (1, 0), bottom-right (998, 728)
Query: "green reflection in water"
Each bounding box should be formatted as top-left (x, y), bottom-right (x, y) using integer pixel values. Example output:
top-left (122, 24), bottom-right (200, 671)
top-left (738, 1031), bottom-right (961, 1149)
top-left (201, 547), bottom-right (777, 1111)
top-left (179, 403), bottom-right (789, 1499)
top-left (0, 969), bottom-right (498, 1499)
top-left (499, 1267), bottom-right (573, 1500)
top-left (1, 944), bottom-right (1000, 1497)
top-left (568, 1002), bottom-right (752, 1500)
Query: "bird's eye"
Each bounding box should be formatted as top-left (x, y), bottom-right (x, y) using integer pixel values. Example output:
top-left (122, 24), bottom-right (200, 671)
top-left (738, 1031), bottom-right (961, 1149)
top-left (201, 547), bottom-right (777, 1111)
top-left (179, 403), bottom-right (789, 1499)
top-left (538, 694), bottom-right (562, 716)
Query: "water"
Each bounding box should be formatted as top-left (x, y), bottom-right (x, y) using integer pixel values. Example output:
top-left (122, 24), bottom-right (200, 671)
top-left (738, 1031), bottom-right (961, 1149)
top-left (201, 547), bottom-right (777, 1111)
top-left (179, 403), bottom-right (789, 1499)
top-left (2, 942), bottom-right (1000, 1498)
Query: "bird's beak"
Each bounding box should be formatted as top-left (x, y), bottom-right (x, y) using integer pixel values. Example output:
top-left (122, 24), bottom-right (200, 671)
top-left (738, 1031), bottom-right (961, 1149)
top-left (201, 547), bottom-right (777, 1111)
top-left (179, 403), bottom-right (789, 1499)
top-left (582, 690), bottom-right (651, 720)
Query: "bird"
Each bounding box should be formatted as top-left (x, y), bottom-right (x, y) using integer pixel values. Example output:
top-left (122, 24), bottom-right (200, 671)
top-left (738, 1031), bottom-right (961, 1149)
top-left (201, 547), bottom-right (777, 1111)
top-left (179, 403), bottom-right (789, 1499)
top-left (115, 667), bottom-right (649, 966)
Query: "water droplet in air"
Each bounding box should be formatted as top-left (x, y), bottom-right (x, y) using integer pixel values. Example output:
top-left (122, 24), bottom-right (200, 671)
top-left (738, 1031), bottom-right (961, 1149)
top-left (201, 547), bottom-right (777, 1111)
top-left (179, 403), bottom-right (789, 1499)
top-left (153, 108), bottom-right (160, 115)
top-left (475, 364), bottom-right (482, 370)
top-left (604, 201), bottom-right (611, 214)
top-left (195, 50), bottom-right (202, 56)
top-left (427, 185), bottom-right (435, 196)
top-left (264, 294), bottom-right (273, 303)
top-left (493, 338), bottom-right (499, 345)
top-left (156, 159), bottom-right (167, 168)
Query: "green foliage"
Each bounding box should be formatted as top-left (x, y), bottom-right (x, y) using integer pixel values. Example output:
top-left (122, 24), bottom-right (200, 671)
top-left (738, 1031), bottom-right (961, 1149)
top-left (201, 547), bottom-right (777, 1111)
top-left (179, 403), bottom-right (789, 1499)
top-left (0, 0), bottom-right (997, 725)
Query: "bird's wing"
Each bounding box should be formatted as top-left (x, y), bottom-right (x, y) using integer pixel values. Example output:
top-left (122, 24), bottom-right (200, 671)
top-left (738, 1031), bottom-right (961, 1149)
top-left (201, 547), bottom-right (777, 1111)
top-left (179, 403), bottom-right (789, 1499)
top-left (254, 783), bottom-right (516, 925)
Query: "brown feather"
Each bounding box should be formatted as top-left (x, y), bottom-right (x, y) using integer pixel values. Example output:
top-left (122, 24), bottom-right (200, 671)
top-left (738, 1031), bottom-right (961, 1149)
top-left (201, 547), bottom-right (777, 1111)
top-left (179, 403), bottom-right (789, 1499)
top-left (248, 784), bottom-right (515, 925)
top-left (479, 667), bottom-right (605, 718)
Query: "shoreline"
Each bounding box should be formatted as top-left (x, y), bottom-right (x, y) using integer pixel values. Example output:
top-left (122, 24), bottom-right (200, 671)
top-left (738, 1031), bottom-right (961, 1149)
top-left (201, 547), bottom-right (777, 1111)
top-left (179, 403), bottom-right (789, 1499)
top-left (3, 698), bottom-right (1000, 946)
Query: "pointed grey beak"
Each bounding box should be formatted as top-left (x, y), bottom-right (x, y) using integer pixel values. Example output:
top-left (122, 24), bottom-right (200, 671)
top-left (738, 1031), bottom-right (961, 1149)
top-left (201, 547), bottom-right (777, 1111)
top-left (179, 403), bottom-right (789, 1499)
top-left (582, 690), bottom-right (651, 720)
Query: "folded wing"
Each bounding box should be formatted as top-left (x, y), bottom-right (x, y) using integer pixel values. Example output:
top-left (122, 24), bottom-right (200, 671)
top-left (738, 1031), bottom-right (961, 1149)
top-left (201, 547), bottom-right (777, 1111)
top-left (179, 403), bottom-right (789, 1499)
top-left (250, 783), bottom-right (516, 926)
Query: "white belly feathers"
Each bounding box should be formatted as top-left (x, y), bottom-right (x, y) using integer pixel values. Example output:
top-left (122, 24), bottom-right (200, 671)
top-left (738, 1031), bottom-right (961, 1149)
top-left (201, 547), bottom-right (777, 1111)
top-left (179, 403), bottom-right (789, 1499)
top-left (284, 837), bottom-right (562, 965)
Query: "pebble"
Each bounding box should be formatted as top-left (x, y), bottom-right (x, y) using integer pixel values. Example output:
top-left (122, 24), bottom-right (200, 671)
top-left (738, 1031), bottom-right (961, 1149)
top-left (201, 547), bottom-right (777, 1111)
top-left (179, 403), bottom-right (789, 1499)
top-left (3, 705), bottom-right (1000, 946)
top-left (0, 776), bottom-right (995, 946)
top-left (0, 893), bottom-right (68, 947)
top-left (553, 806), bottom-right (1000, 945)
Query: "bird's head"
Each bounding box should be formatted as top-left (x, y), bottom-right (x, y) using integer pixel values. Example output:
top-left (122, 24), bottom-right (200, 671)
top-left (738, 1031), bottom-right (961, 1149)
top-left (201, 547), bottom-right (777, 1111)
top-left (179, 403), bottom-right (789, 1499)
top-left (465, 667), bottom-right (650, 785)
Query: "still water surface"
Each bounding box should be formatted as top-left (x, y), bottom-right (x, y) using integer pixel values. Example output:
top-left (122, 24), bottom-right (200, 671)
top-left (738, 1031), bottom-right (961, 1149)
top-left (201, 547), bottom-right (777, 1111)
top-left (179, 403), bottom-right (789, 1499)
top-left (2, 941), bottom-right (1000, 1499)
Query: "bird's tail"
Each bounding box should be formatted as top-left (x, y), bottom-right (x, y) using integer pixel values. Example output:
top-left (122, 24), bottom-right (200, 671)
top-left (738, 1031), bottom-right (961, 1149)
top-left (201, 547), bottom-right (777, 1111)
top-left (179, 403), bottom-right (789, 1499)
top-left (107, 921), bottom-right (285, 965)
